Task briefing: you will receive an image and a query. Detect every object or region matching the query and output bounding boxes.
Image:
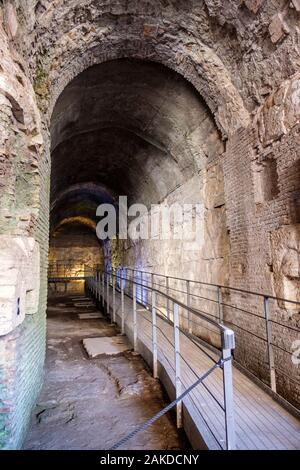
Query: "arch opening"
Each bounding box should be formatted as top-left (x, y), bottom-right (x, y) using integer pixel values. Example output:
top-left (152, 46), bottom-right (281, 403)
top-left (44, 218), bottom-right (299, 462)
top-left (50, 58), bottom-right (228, 285)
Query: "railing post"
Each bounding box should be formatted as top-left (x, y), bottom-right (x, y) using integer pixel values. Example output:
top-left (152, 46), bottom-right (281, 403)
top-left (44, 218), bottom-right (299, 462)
top-left (187, 280), bottom-right (192, 334)
top-left (107, 273), bottom-right (110, 316)
top-left (112, 274), bottom-right (116, 323)
top-left (264, 296), bottom-right (277, 393)
top-left (140, 271), bottom-right (143, 305)
top-left (105, 272), bottom-right (107, 309)
top-left (105, 273), bottom-right (107, 312)
top-left (152, 291), bottom-right (158, 378)
top-left (166, 276), bottom-right (170, 320)
top-left (121, 278), bottom-right (125, 334)
top-left (102, 272), bottom-right (104, 308)
top-left (222, 329), bottom-right (236, 450)
top-left (151, 272), bottom-right (154, 309)
top-left (133, 282), bottom-right (138, 352)
top-left (173, 302), bottom-right (182, 428)
top-left (132, 269), bottom-right (136, 302)
top-left (97, 272), bottom-right (100, 301)
top-left (218, 286), bottom-right (223, 323)
top-left (98, 272), bottom-right (100, 299)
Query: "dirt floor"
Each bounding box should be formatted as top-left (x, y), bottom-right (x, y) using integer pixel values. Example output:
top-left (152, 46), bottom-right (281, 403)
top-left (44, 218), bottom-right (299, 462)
top-left (23, 293), bottom-right (188, 450)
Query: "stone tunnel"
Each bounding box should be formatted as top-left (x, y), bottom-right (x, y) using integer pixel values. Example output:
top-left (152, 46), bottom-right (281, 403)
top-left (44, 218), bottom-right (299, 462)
top-left (0, 0), bottom-right (299, 451)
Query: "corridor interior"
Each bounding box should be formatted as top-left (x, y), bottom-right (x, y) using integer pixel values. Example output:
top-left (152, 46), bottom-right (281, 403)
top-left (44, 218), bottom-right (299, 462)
top-left (16, 56), bottom-right (300, 451)
top-left (23, 292), bottom-right (187, 450)
top-left (26, 58), bottom-right (230, 451)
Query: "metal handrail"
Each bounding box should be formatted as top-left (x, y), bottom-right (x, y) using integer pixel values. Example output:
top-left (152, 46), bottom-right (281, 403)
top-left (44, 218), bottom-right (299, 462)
top-left (87, 269), bottom-right (236, 450)
top-left (112, 266), bottom-right (300, 407)
top-left (123, 266), bottom-right (300, 305)
top-left (113, 276), bottom-right (230, 334)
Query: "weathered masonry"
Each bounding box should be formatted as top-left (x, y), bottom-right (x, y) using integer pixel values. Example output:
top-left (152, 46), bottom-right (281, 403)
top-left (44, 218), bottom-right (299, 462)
top-left (0, 1), bottom-right (299, 450)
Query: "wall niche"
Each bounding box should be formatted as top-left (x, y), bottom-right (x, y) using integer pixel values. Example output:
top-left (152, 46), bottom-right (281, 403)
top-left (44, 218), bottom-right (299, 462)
top-left (253, 155), bottom-right (279, 204)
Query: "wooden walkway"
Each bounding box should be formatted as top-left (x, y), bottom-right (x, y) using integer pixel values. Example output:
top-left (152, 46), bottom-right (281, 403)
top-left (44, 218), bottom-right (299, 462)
top-left (104, 288), bottom-right (300, 450)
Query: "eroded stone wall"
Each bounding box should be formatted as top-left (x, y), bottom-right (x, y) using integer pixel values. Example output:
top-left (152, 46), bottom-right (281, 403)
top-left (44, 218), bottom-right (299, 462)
top-left (222, 82), bottom-right (300, 406)
top-left (119, 166), bottom-right (230, 287)
top-left (0, 3), bottom-right (48, 449)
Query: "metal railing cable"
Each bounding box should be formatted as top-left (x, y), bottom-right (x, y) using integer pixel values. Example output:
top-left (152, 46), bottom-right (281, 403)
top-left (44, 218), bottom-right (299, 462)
top-left (113, 266), bottom-right (300, 404)
top-left (109, 358), bottom-right (228, 450)
top-left (123, 266), bottom-right (300, 303)
top-left (178, 327), bottom-right (220, 364)
top-left (181, 383), bottom-right (224, 450)
top-left (104, 275), bottom-right (231, 336)
top-left (179, 352), bottom-right (225, 411)
top-left (136, 297), bottom-right (220, 363)
top-left (179, 371), bottom-right (226, 448)
top-left (87, 270), bottom-right (236, 450)
top-left (157, 346), bottom-right (176, 374)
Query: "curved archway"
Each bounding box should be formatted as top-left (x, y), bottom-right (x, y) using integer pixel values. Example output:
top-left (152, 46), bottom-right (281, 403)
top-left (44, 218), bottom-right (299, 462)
top-left (50, 58), bottom-right (229, 284)
top-left (30, 2), bottom-right (250, 137)
top-left (47, 39), bottom-right (250, 137)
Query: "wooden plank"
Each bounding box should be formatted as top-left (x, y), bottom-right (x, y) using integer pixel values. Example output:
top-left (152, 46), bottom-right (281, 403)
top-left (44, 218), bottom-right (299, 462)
top-left (106, 288), bottom-right (300, 450)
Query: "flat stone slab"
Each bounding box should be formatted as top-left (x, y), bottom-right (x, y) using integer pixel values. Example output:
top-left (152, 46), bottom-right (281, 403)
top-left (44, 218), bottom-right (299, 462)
top-left (78, 312), bottom-right (104, 320)
top-left (74, 302), bottom-right (94, 307)
top-left (83, 336), bottom-right (131, 358)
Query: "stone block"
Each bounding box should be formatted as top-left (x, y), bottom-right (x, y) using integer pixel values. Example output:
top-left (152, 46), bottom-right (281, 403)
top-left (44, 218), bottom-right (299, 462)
top-left (256, 72), bottom-right (300, 146)
top-left (78, 312), bottom-right (104, 319)
top-left (270, 224), bottom-right (300, 310)
top-left (203, 163), bottom-right (225, 210)
top-left (244, 0), bottom-right (264, 14)
top-left (203, 207), bottom-right (230, 259)
top-left (269, 13), bottom-right (290, 44)
top-left (143, 24), bottom-right (158, 38)
top-left (0, 236), bottom-right (40, 336)
top-left (4, 2), bottom-right (18, 39)
top-left (291, 0), bottom-right (300, 12)
top-left (83, 336), bottom-right (130, 358)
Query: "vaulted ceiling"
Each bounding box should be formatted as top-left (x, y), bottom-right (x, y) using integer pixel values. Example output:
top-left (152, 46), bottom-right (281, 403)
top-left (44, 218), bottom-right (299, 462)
top-left (50, 59), bottom-right (223, 234)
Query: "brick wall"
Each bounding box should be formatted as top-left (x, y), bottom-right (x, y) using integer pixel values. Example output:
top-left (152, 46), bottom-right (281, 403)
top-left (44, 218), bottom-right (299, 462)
top-left (223, 123), bottom-right (300, 407)
top-left (0, 13), bottom-right (49, 447)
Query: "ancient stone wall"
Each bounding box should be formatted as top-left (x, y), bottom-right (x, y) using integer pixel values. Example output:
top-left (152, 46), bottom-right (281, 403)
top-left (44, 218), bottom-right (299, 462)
top-left (120, 166), bottom-right (230, 287)
top-left (222, 81), bottom-right (300, 406)
top-left (0, 3), bottom-right (48, 449)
